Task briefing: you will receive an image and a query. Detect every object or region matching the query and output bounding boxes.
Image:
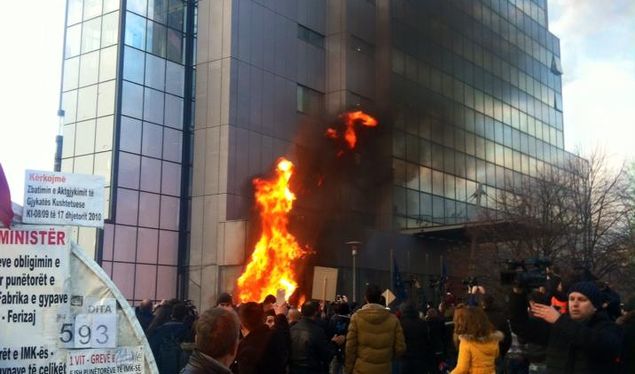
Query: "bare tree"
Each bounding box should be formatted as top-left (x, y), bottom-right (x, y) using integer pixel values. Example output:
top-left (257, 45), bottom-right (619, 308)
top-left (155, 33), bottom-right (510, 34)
top-left (471, 150), bottom-right (635, 285)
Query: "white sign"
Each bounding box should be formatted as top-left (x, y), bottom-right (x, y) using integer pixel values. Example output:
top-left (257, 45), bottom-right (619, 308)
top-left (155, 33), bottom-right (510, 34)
top-left (382, 289), bottom-right (396, 306)
top-left (23, 170), bottom-right (105, 228)
top-left (0, 226), bottom-right (71, 371)
top-left (67, 346), bottom-right (144, 374)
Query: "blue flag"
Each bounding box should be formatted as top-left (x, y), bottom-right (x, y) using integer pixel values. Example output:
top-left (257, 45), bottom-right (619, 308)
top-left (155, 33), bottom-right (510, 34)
top-left (393, 254), bottom-right (408, 302)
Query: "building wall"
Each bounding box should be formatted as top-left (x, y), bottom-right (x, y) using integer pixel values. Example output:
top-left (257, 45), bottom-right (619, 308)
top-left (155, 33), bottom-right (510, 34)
top-left (60, 0), bottom-right (195, 304)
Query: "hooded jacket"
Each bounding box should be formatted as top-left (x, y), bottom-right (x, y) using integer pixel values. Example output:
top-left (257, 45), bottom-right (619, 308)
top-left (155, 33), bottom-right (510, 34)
top-left (450, 331), bottom-right (504, 374)
top-left (344, 303), bottom-right (406, 374)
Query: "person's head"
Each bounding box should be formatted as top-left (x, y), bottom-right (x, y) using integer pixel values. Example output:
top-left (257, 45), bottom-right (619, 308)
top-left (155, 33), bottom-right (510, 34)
top-left (265, 309), bottom-right (276, 329)
top-left (300, 301), bottom-right (320, 319)
top-left (195, 307), bottom-right (240, 365)
top-left (333, 301), bottom-right (350, 315)
top-left (139, 299), bottom-right (153, 312)
top-left (287, 308), bottom-right (301, 324)
top-left (456, 306), bottom-right (494, 338)
top-left (171, 303), bottom-right (188, 321)
top-left (568, 281), bottom-right (603, 321)
top-left (238, 302), bottom-right (264, 333)
top-left (262, 294), bottom-right (276, 312)
top-left (399, 302), bottom-right (418, 318)
top-left (452, 304), bottom-right (469, 335)
top-left (365, 284), bottom-right (382, 304)
top-left (216, 292), bottom-right (234, 310)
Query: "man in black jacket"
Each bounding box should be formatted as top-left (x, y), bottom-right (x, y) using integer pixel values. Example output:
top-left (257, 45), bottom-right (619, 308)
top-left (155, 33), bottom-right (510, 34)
top-left (181, 308), bottom-right (240, 374)
top-left (509, 281), bottom-right (622, 373)
top-left (289, 301), bottom-right (343, 374)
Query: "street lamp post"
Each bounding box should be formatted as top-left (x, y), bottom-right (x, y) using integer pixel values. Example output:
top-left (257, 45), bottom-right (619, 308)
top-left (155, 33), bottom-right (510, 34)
top-left (346, 241), bottom-right (362, 303)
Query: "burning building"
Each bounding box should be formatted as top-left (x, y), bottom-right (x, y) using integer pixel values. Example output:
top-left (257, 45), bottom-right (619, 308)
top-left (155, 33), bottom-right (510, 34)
top-left (58, 0), bottom-right (577, 308)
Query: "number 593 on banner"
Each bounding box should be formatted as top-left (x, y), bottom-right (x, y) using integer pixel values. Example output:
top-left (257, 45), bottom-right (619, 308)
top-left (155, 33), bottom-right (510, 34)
top-left (59, 313), bottom-right (117, 348)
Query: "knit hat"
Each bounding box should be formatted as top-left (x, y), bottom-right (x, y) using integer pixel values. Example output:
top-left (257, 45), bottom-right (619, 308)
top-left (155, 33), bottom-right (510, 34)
top-left (216, 292), bottom-right (233, 306)
top-left (568, 281), bottom-right (603, 310)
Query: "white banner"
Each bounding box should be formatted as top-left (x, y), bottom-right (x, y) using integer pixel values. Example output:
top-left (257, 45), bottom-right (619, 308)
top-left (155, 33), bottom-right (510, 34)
top-left (67, 346), bottom-right (144, 374)
top-left (0, 226), bottom-right (71, 371)
top-left (23, 170), bottom-right (105, 228)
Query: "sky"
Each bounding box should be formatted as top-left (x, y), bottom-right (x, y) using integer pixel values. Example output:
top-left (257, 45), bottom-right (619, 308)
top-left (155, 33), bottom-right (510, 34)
top-left (0, 0), bottom-right (634, 204)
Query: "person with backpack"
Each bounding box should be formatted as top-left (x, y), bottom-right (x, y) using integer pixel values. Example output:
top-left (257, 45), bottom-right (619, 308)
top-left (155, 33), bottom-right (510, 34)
top-left (149, 303), bottom-right (190, 373)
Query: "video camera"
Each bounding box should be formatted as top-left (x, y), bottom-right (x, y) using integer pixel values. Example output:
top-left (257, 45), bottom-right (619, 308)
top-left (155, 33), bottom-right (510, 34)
top-left (500, 258), bottom-right (551, 289)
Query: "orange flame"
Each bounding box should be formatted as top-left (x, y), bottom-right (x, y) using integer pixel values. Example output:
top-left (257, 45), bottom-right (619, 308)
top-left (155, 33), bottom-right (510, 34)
top-left (236, 158), bottom-right (306, 303)
top-left (326, 111), bottom-right (378, 150)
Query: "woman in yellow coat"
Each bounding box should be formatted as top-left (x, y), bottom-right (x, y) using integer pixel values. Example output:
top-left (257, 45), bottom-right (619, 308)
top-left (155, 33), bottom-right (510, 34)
top-left (450, 305), bottom-right (504, 374)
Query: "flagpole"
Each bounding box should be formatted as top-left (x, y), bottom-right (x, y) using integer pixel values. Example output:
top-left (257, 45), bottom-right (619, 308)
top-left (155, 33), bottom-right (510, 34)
top-left (390, 248), bottom-right (393, 292)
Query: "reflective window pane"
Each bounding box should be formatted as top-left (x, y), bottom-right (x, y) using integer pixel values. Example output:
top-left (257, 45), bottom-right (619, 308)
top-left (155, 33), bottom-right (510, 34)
top-left (166, 29), bottom-right (182, 63)
top-left (164, 94), bottom-right (183, 128)
top-left (140, 157), bottom-right (162, 193)
top-left (97, 80), bottom-right (116, 116)
top-left (63, 57), bottom-right (80, 91)
top-left (121, 81), bottom-right (144, 118)
top-left (143, 88), bottom-right (164, 124)
top-left (76, 85), bottom-right (98, 121)
top-left (118, 152), bottom-right (141, 189)
top-left (165, 61), bottom-right (184, 96)
top-left (139, 192), bottom-right (160, 227)
top-left (62, 124), bottom-right (76, 158)
top-left (67, 0), bottom-right (83, 25)
top-left (62, 90), bottom-right (78, 124)
top-left (99, 45), bottom-right (118, 81)
top-left (75, 120), bottom-right (96, 155)
top-left (163, 128), bottom-right (182, 162)
top-left (94, 152), bottom-right (112, 187)
top-left (123, 46), bottom-right (145, 83)
top-left (95, 116), bottom-right (114, 152)
top-left (142, 122), bottom-right (163, 158)
top-left (74, 154), bottom-right (94, 174)
top-left (65, 24), bottom-right (81, 57)
top-left (160, 196), bottom-right (179, 230)
top-left (120, 116), bottom-right (142, 153)
top-left (81, 17), bottom-right (102, 53)
top-left (128, 0), bottom-right (148, 16)
top-left (79, 51), bottom-right (100, 87)
top-left (101, 11), bottom-right (120, 47)
top-left (83, 0), bottom-right (102, 20)
top-left (161, 161), bottom-right (180, 196)
top-left (148, 0), bottom-right (168, 23)
top-left (167, 0), bottom-right (184, 31)
top-left (147, 20), bottom-right (167, 58)
top-left (103, 0), bottom-right (120, 13)
top-left (145, 54), bottom-right (166, 90)
top-left (125, 12), bottom-right (146, 49)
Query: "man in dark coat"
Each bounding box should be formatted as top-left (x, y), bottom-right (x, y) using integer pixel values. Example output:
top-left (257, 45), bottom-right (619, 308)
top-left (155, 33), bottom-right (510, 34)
top-left (617, 296), bottom-right (635, 374)
top-left (135, 299), bottom-right (154, 333)
top-left (289, 301), bottom-right (342, 374)
top-left (231, 302), bottom-right (286, 374)
top-left (181, 307), bottom-right (240, 374)
top-left (398, 302), bottom-right (434, 374)
top-left (149, 303), bottom-right (190, 373)
top-left (509, 281), bottom-right (622, 373)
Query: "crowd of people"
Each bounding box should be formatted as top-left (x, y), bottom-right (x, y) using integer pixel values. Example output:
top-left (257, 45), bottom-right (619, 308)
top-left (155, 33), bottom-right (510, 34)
top-left (134, 274), bottom-right (635, 374)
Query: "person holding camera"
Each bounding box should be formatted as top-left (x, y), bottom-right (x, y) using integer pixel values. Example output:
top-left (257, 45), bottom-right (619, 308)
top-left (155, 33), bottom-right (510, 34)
top-left (509, 281), bottom-right (622, 373)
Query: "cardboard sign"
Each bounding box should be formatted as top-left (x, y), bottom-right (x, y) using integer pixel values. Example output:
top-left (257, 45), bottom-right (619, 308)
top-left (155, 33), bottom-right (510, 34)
top-left (23, 170), bottom-right (105, 228)
top-left (311, 266), bottom-right (338, 301)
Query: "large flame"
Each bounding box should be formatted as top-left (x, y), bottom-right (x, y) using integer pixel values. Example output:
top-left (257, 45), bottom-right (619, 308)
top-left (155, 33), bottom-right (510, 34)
top-left (236, 158), bottom-right (306, 303)
top-left (326, 111), bottom-right (378, 150)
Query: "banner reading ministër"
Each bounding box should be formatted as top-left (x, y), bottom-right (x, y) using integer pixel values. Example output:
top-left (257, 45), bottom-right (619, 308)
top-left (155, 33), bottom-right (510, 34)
top-left (0, 226), bottom-right (70, 372)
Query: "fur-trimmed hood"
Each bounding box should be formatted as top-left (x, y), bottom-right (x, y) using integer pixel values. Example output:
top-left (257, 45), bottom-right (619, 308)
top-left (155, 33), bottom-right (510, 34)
top-left (458, 330), bottom-right (505, 343)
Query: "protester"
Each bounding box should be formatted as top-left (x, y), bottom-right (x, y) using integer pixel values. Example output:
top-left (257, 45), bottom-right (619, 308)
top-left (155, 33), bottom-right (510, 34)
top-left (231, 302), bottom-right (286, 374)
top-left (398, 302), bottom-right (434, 374)
top-left (600, 282), bottom-right (622, 321)
top-left (149, 303), bottom-right (190, 373)
top-left (617, 296), bottom-right (635, 374)
top-left (135, 299), bottom-right (154, 333)
top-left (262, 294), bottom-right (277, 313)
top-left (182, 307), bottom-right (241, 374)
top-left (327, 302), bottom-right (351, 374)
top-left (288, 307), bottom-right (301, 327)
top-left (509, 281), bottom-right (622, 373)
top-left (345, 284), bottom-right (406, 374)
top-left (481, 294), bottom-right (511, 373)
top-left (289, 300), bottom-right (342, 373)
top-left (216, 293), bottom-right (235, 311)
top-left (450, 306), bottom-right (503, 374)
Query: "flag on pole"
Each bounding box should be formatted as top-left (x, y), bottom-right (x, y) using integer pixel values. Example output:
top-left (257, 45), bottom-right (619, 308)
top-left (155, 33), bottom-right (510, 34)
top-left (0, 163), bottom-right (14, 227)
top-left (392, 253), bottom-right (408, 302)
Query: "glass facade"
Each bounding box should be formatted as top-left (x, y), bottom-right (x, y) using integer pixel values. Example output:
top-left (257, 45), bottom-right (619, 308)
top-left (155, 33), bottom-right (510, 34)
top-left (60, 0), bottom-right (195, 303)
top-left (389, 0), bottom-right (573, 229)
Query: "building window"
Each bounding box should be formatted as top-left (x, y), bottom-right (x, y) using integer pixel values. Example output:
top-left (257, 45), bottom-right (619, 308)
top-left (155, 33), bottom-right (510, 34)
top-left (297, 24), bottom-right (324, 49)
top-left (296, 85), bottom-right (324, 115)
top-left (350, 35), bottom-right (374, 56)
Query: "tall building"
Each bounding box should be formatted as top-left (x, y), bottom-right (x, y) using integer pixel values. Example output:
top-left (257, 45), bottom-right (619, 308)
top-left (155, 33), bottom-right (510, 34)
top-left (60, 0), bottom-right (574, 308)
